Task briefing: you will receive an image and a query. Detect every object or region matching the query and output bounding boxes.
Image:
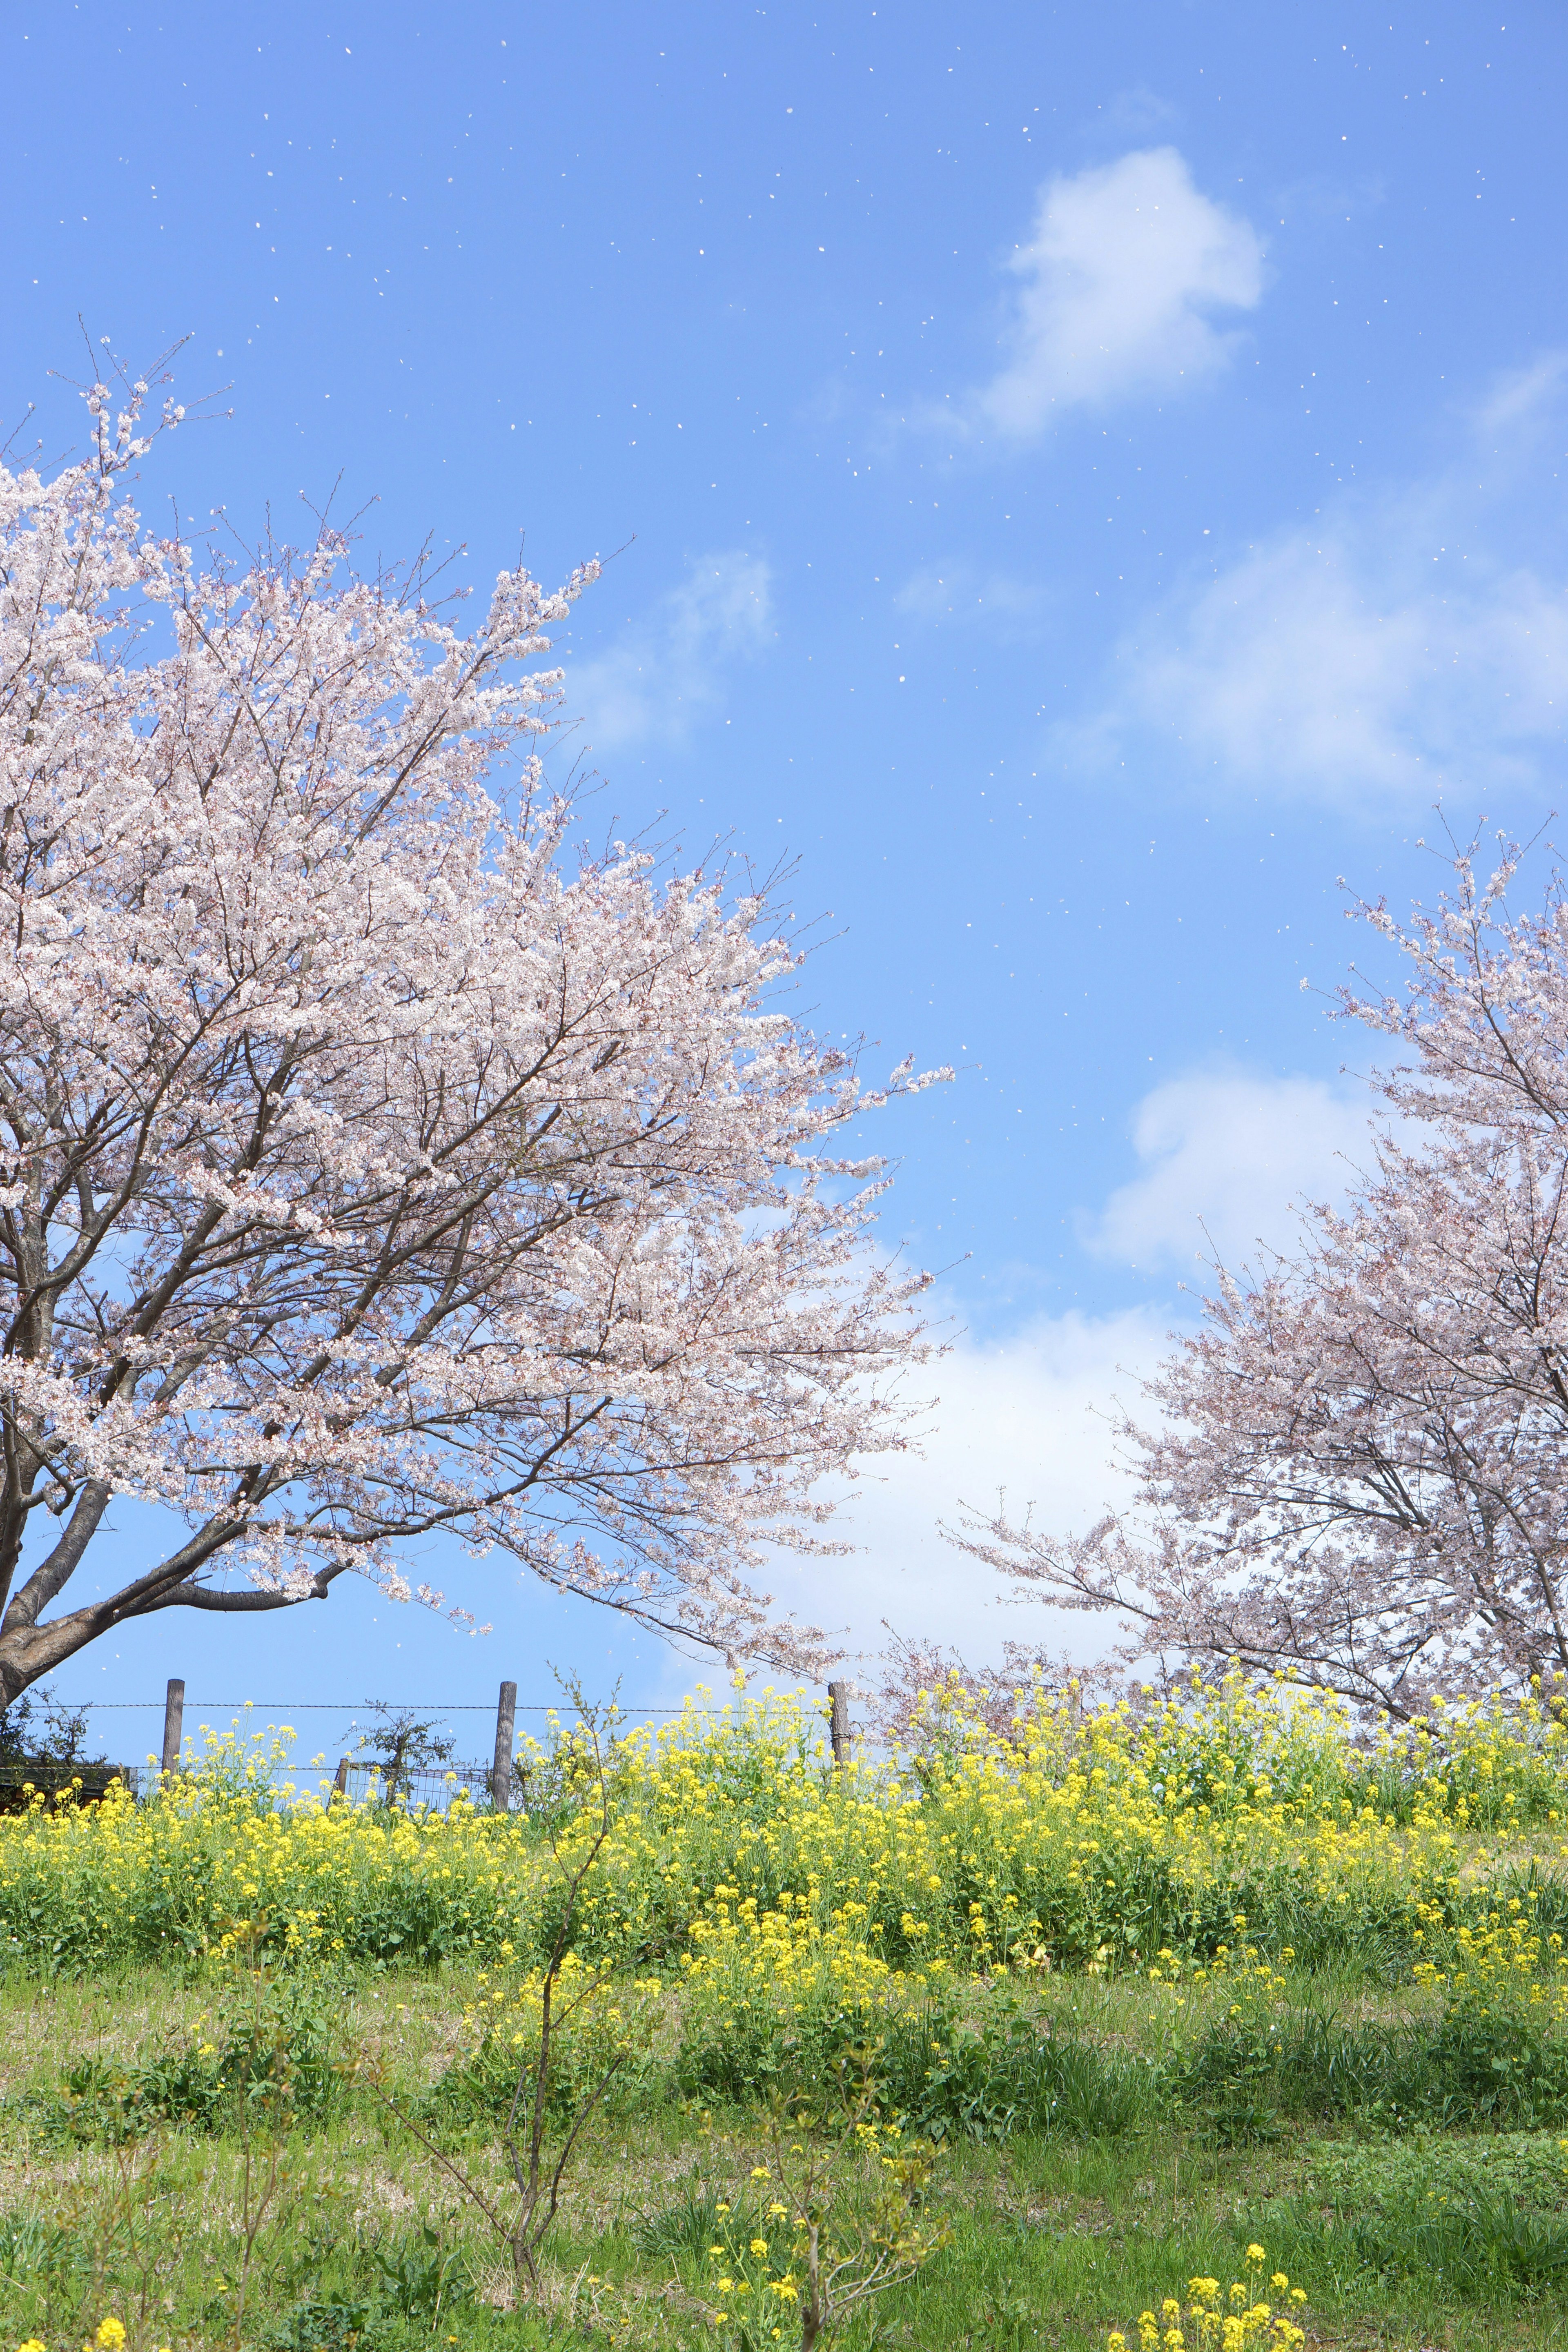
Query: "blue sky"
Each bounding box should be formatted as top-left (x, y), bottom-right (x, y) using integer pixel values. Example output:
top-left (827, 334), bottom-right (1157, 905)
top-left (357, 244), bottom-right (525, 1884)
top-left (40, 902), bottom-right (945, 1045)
top-left (8, 0), bottom-right (1566, 1754)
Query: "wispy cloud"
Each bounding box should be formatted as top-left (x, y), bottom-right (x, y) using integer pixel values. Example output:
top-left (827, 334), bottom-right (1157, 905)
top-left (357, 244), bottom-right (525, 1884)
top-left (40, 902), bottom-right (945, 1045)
top-left (1084, 1067), bottom-right (1376, 1274)
top-left (1058, 367), bottom-right (1568, 805)
top-left (1093, 88), bottom-right (1181, 143)
top-left (969, 147), bottom-right (1265, 440)
top-left (570, 552), bottom-right (773, 752)
top-left (1474, 351), bottom-right (1568, 439)
top-left (894, 561), bottom-right (1048, 640)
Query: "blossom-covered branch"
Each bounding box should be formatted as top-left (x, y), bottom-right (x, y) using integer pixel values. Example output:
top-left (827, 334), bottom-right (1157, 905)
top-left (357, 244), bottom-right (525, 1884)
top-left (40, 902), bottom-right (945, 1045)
top-left (0, 373), bottom-right (945, 1699)
top-left (948, 834), bottom-right (1568, 1718)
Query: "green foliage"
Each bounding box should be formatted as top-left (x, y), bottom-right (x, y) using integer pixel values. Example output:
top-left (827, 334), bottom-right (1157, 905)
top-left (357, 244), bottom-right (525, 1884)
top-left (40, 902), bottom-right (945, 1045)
top-left (877, 1989), bottom-right (1152, 2144)
top-left (671, 1969), bottom-right (881, 2109)
top-left (0, 1682), bottom-right (100, 1772)
top-left (1167, 2000), bottom-right (1568, 2143)
top-left (0, 2210), bottom-right (81, 2294)
top-left (262, 2296), bottom-right (378, 2352)
top-left (429, 2013), bottom-right (646, 2131)
top-left (1305, 2130), bottom-right (1568, 2216)
top-left (631, 2177), bottom-right (760, 2263)
top-left (353, 1707), bottom-right (460, 1812)
top-left (1268, 2182), bottom-right (1568, 2302)
top-left (367, 2222), bottom-right (472, 2323)
top-left (1377, 2197), bottom-right (1568, 2298)
top-left (17, 1970), bottom-right (339, 2144)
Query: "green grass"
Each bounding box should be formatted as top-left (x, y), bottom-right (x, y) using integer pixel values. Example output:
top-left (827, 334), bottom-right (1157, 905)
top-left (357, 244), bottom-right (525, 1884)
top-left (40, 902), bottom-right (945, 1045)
top-left (7, 1961), bottom-right (1568, 2350)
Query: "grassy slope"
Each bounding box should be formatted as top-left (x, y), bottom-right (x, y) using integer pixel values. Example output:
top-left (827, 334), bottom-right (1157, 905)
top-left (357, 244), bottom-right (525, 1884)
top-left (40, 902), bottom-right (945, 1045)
top-left (5, 1962), bottom-right (1568, 2352)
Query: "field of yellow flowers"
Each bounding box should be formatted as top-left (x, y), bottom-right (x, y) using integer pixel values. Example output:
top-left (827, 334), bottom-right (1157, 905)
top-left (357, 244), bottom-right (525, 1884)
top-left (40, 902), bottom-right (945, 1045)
top-left (6, 1673), bottom-right (1562, 1981)
top-left (3, 1675), bottom-right (1568, 2351)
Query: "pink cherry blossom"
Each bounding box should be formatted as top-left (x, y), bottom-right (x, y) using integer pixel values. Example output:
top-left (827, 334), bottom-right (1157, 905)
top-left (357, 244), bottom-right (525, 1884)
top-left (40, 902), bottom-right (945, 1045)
top-left (0, 377), bottom-right (945, 1700)
top-left (950, 834), bottom-right (1568, 1719)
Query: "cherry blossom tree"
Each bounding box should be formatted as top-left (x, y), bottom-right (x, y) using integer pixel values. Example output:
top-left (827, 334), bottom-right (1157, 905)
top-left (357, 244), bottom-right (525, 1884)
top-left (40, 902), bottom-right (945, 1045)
top-left (0, 370), bottom-right (943, 1702)
top-left (951, 836), bottom-right (1568, 1719)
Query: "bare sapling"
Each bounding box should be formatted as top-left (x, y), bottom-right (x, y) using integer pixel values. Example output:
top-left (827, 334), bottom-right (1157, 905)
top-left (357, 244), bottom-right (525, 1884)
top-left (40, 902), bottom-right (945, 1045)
top-left (372, 1689), bottom-right (639, 2297)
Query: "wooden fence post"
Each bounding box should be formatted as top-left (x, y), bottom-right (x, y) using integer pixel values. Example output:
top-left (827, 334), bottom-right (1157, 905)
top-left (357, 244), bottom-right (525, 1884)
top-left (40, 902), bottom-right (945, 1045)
top-left (333, 1757), bottom-right (350, 1797)
top-left (160, 1679), bottom-right (185, 1778)
top-left (491, 1680), bottom-right (517, 1811)
top-left (828, 1679), bottom-right (851, 1769)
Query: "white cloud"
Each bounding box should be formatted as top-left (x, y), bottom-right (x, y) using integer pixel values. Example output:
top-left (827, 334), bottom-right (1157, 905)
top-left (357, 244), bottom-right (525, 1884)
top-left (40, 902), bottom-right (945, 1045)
top-left (1085, 1067), bottom-right (1375, 1274)
top-left (1061, 363), bottom-right (1568, 805)
top-left (760, 1069), bottom-right (1378, 1668)
top-left (745, 1067), bottom-right (1388, 1675)
top-left (761, 1308), bottom-right (1169, 1668)
top-left (975, 147), bottom-right (1265, 439)
top-left (570, 552), bottom-right (772, 752)
top-left (1108, 520), bottom-right (1564, 800)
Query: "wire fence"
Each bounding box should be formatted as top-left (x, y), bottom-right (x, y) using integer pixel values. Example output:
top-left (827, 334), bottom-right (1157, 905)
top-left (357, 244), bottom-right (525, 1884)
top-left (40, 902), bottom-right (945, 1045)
top-left (50, 1701), bottom-right (697, 1715)
top-left (4, 1679), bottom-right (856, 1810)
top-left (0, 1760), bottom-right (130, 1812)
top-left (331, 1759), bottom-right (510, 1814)
top-left (0, 1758), bottom-right (504, 1814)
top-left (56, 1697), bottom-right (709, 1797)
